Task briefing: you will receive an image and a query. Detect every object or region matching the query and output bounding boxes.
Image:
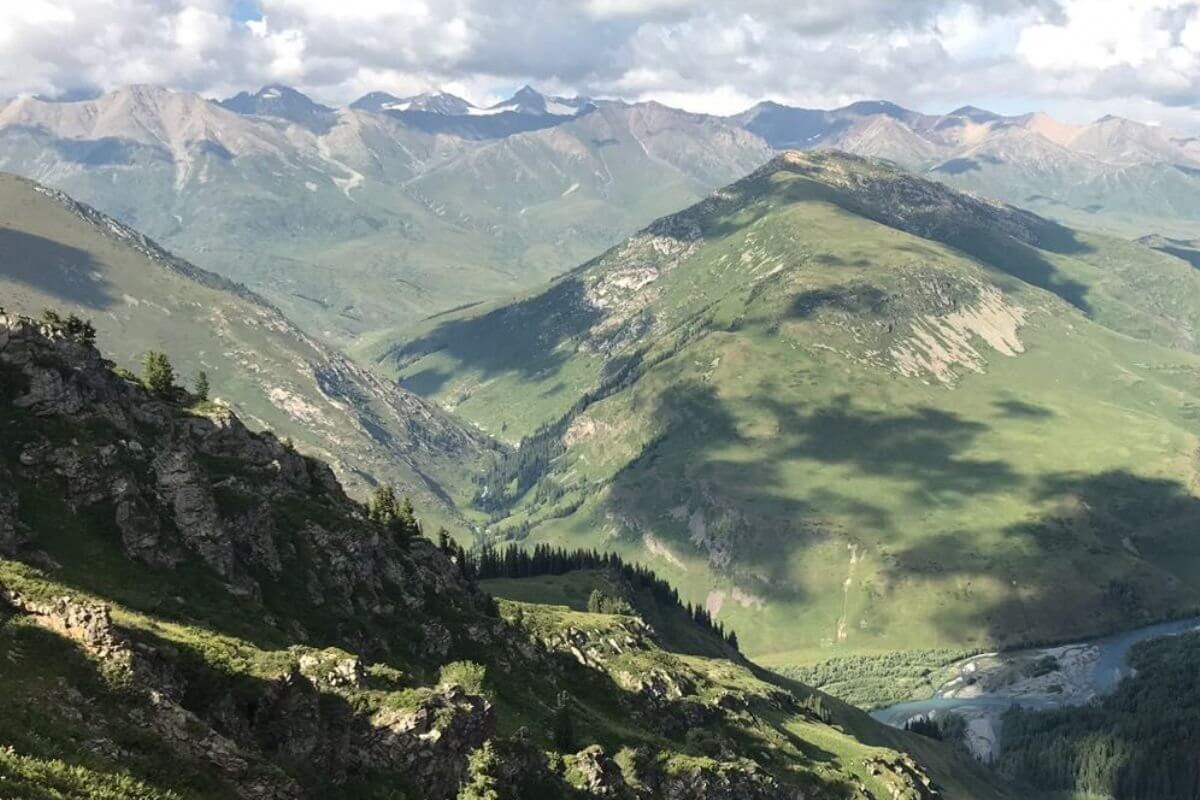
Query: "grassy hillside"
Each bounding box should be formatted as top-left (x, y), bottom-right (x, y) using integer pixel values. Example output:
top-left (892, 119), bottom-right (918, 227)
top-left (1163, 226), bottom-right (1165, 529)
top-left (0, 311), bottom-right (1011, 799)
top-left (0, 172), bottom-right (492, 521)
top-left (368, 151), bottom-right (1200, 666)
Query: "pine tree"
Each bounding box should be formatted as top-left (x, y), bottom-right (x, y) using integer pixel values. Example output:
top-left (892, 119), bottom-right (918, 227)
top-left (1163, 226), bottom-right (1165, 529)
top-left (142, 351), bottom-right (176, 397)
top-left (194, 370), bottom-right (210, 401)
top-left (552, 691), bottom-right (575, 751)
top-left (368, 485), bottom-right (399, 523)
top-left (587, 588), bottom-right (604, 614)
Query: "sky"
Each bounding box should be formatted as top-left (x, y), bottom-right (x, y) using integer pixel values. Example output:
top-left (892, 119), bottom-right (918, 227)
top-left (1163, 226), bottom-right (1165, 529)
top-left (1, 0), bottom-right (1199, 129)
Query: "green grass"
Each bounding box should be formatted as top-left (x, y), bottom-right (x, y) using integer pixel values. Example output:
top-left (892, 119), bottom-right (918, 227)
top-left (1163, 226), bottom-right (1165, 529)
top-left (768, 648), bottom-right (977, 709)
top-left (373, 152), bottom-right (1200, 663)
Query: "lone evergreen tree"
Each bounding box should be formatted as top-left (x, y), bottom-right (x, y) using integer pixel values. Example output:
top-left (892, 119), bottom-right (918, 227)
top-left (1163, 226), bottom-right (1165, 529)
top-left (552, 691), bottom-right (575, 751)
top-left (142, 351), bottom-right (176, 397)
top-left (194, 370), bottom-right (210, 401)
top-left (368, 485), bottom-right (399, 523)
top-left (64, 314), bottom-right (95, 345)
top-left (587, 588), bottom-right (604, 614)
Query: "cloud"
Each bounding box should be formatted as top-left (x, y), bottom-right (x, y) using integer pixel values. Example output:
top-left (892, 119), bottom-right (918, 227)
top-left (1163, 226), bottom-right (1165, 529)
top-left (1, 0), bottom-right (1198, 130)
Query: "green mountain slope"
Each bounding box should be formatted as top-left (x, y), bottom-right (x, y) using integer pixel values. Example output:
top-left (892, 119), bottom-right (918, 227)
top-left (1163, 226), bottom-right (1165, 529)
top-left (0, 172), bottom-right (491, 518)
top-left (0, 311), bottom-right (1011, 799)
top-left (369, 151), bottom-right (1200, 665)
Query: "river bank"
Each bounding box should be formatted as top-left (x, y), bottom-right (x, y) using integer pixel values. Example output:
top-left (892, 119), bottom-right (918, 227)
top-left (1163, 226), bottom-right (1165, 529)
top-left (869, 616), bottom-right (1200, 761)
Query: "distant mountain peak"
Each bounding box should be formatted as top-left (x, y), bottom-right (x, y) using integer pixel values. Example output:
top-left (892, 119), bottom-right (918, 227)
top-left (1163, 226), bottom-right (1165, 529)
top-left (947, 105), bottom-right (1003, 122)
top-left (350, 90), bottom-right (474, 115)
top-left (838, 99), bottom-right (911, 116)
top-left (482, 85), bottom-right (591, 117)
top-left (219, 84), bottom-right (335, 130)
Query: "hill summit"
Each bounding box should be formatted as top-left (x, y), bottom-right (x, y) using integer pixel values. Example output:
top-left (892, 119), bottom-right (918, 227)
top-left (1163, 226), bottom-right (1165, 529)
top-left (375, 150), bottom-right (1200, 663)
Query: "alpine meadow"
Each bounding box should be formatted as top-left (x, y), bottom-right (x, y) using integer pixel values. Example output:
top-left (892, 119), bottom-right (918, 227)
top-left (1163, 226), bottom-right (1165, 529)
top-left (3, 2), bottom-right (1200, 799)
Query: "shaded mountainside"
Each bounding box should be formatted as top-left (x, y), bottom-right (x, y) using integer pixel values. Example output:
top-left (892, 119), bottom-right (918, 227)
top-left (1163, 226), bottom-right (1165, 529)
top-left (0, 171), bottom-right (493, 519)
top-left (370, 150), bottom-right (1200, 665)
top-left (0, 312), bottom-right (1011, 799)
top-left (0, 86), bottom-right (769, 343)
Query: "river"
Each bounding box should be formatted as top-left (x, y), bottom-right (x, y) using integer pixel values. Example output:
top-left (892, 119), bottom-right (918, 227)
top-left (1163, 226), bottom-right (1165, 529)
top-left (869, 616), bottom-right (1200, 759)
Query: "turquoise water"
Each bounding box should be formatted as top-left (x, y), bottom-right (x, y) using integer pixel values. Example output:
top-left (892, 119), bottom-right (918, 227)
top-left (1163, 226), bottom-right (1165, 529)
top-left (870, 616), bottom-right (1200, 729)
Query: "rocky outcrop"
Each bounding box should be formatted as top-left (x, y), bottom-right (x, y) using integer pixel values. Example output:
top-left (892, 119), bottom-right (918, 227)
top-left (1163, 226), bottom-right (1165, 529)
top-left (0, 311), bottom-right (488, 625)
top-left (637, 752), bottom-right (801, 800)
top-left (540, 618), bottom-right (656, 669)
top-left (863, 755), bottom-right (942, 800)
top-left (0, 589), bottom-right (128, 663)
top-left (0, 586), bottom-right (300, 799)
top-left (569, 745), bottom-right (635, 798)
top-left (361, 686), bottom-right (495, 796)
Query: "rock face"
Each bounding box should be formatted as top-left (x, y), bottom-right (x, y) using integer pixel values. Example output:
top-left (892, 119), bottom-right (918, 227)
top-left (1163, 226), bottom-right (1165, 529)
top-left (362, 686), bottom-right (495, 796)
top-left (0, 311), bottom-right (482, 616)
top-left (570, 746), bottom-right (634, 798)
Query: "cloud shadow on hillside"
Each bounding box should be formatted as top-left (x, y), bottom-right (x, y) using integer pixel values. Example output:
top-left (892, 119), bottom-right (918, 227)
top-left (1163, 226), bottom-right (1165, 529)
top-left (993, 398), bottom-right (1054, 419)
top-left (0, 228), bottom-right (116, 310)
top-left (601, 386), bottom-right (1024, 606)
top-left (390, 275), bottom-right (603, 397)
top-left (763, 394), bottom-right (1021, 503)
top-left (789, 285), bottom-right (889, 319)
top-left (1147, 241), bottom-right (1200, 270)
top-left (890, 469), bottom-right (1200, 647)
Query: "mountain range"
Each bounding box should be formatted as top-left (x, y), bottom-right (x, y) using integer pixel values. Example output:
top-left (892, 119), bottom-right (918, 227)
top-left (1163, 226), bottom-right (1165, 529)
top-left (0, 84), bottom-right (768, 343)
top-left (736, 101), bottom-right (1200, 236)
top-left (2, 84), bottom-right (1197, 349)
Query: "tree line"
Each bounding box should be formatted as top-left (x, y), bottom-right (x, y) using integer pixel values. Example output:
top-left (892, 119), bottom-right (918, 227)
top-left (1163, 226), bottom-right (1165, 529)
top-left (472, 542), bottom-right (740, 651)
top-left (999, 631), bottom-right (1200, 799)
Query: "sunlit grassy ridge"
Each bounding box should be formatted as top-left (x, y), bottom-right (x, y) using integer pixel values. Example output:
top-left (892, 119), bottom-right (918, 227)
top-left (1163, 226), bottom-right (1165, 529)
top-left (368, 151), bottom-right (1200, 664)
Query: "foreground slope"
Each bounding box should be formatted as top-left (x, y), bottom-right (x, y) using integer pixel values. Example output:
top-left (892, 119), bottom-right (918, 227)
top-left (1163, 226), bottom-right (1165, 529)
top-left (0, 172), bottom-right (490, 515)
top-left (0, 312), bottom-right (1008, 799)
top-left (375, 151), bottom-right (1200, 663)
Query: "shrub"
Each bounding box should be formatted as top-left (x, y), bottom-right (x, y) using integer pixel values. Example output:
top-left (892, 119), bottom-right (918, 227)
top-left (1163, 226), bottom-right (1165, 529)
top-left (438, 660), bottom-right (487, 695)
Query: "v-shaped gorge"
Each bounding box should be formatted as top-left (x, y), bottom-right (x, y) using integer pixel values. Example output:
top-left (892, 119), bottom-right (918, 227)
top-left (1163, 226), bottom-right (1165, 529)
top-left (369, 150), bottom-right (1200, 664)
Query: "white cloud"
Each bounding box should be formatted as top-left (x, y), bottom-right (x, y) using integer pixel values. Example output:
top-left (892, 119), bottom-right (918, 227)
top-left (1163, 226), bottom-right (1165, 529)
top-left (0, 0), bottom-right (1197, 130)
